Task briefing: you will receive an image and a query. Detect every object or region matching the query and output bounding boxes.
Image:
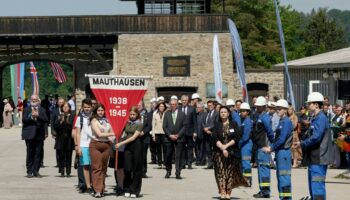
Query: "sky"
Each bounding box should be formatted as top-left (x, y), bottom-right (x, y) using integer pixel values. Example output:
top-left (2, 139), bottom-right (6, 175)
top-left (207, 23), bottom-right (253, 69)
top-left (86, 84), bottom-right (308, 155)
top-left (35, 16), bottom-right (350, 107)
top-left (0, 0), bottom-right (349, 16)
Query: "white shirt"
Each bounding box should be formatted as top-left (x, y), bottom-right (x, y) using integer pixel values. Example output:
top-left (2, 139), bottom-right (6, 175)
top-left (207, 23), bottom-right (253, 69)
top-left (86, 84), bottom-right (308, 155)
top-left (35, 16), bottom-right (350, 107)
top-left (75, 116), bottom-right (92, 147)
top-left (68, 99), bottom-right (76, 111)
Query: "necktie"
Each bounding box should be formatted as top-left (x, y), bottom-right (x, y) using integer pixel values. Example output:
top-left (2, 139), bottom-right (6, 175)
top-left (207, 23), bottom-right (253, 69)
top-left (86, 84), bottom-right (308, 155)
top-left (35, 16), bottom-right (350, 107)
top-left (172, 112), bottom-right (176, 125)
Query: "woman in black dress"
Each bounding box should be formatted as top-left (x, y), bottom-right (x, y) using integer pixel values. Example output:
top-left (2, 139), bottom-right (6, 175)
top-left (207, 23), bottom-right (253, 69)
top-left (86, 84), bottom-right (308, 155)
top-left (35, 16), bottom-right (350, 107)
top-left (212, 106), bottom-right (248, 200)
top-left (54, 102), bottom-right (75, 177)
top-left (116, 106), bottom-right (143, 198)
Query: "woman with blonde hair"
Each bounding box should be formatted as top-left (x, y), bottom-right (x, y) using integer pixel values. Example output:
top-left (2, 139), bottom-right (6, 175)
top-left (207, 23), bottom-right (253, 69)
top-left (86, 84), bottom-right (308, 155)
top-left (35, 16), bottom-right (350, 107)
top-left (287, 106), bottom-right (302, 168)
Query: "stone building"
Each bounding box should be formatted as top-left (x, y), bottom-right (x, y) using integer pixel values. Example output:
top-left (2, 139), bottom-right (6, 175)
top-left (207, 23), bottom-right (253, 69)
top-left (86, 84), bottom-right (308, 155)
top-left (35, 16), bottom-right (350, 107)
top-left (113, 33), bottom-right (284, 106)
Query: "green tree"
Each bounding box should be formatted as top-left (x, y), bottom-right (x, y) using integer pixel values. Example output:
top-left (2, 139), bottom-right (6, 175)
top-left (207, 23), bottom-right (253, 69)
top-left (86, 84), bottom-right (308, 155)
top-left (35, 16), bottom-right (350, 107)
top-left (328, 9), bottom-right (350, 45)
top-left (212, 0), bottom-right (305, 68)
top-left (2, 61), bottom-right (73, 101)
top-left (302, 8), bottom-right (346, 56)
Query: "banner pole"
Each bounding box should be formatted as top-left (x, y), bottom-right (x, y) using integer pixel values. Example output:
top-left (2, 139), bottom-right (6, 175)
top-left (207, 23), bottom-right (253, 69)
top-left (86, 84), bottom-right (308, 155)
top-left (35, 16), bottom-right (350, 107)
top-left (85, 74), bottom-right (152, 79)
top-left (115, 147), bottom-right (118, 172)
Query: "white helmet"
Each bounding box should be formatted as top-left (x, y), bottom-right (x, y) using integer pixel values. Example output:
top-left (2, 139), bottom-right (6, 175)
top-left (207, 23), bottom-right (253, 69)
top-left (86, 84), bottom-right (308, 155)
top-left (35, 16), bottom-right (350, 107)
top-left (307, 92), bottom-right (324, 103)
top-left (255, 96), bottom-right (267, 106)
top-left (226, 99), bottom-right (235, 106)
top-left (276, 99), bottom-right (289, 109)
top-left (150, 98), bottom-right (157, 103)
top-left (240, 102), bottom-right (250, 110)
top-left (157, 96), bottom-right (165, 102)
top-left (171, 95), bottom-right (178, 100)
top-left (267, 101), bottom-right (276, 107)
top-left (191, 93), bottom-right (200, 100)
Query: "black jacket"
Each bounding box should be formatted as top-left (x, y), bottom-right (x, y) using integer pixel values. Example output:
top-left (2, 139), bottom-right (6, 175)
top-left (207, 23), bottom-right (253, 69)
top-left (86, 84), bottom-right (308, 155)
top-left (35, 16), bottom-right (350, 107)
top-left (212, 120), bottom-right (242, 155)
top-left (53, 112), bottom-right (75, 151)
top-left (163, 110), bottom-right (187, 143)
top-left (22, 106), bottom-right (48, 140)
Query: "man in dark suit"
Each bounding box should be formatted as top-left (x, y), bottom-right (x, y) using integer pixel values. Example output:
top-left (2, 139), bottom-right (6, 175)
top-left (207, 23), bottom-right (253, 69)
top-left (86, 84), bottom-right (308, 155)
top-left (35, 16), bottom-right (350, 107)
top-left (180, 95), bottom-right (197, 169)
top-left (51, 97), bottom-right (65, 167)
top-left (22, 95), bottom-right (48, 178)
top-left (163, 99), bottom-right (187, 179)
top-left (195, 102), bottom-right (207, 166)
top-left (138, 100), bottom-right (153, 178)
top-left (202, 100), bottom-right (218, 169)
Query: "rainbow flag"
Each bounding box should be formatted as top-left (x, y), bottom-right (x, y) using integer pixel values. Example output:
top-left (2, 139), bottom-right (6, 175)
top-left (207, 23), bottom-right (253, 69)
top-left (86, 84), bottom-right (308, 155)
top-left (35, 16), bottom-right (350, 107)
top-left (10, 63), bottom-right (25, 104)
top-left (30, 62), bottom-right (40, 96)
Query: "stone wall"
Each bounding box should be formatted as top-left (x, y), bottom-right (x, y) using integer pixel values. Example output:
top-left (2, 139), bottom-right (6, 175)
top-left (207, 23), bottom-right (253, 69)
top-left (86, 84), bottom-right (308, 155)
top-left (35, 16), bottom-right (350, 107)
top-left (112, 33), bottom-right (236, 106)
top-left (113, 33), bottom-right (285, 107)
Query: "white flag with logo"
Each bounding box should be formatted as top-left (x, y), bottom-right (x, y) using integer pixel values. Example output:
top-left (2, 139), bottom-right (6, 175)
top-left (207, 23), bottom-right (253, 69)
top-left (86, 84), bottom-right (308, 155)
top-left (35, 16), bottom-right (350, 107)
top-left (213, 34), bottom-right (223, 103)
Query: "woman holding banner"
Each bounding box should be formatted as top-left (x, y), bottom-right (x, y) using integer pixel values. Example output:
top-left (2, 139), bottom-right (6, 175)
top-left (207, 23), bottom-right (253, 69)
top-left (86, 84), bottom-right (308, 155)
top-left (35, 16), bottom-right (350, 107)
top-left (89, 103), bottom-right (115, 198)
top-left (116, 106), bottom-right (144, 198)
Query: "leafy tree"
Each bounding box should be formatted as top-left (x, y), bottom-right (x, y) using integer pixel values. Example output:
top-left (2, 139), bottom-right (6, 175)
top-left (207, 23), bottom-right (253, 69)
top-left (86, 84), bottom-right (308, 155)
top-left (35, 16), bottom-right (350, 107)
top-left (302, 8), bottom-right (347, 56)
top-left (211, 0), bottom-right (305, 68)
top-left (328, 9), bottom-right (350, 45)
top-left (2, 61), bottom-right (73, 102)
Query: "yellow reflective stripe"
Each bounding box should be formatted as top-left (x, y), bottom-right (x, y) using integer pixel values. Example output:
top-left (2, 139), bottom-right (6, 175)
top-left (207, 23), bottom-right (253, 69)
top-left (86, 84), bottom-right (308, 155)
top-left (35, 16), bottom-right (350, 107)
top-left (242, 156), bottom-right (251, 160)
top-left (243, 173), bottom-right (252, 177)
top-left (312, 176), bottom-right (326, 182)
top-left (259, 162), bottom-right (270, 166)
top-left (260, 183), bottom-right (270, 186)
top-left (279, 170), bottom-right (291, 176)
top-left (279, 193), bottom-right (292, 197)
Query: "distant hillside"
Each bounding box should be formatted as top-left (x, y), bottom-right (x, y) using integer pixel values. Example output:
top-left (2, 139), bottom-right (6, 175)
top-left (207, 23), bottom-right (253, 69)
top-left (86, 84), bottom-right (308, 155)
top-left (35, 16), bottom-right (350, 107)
top-left (328, 9), bottom-right (350, 45)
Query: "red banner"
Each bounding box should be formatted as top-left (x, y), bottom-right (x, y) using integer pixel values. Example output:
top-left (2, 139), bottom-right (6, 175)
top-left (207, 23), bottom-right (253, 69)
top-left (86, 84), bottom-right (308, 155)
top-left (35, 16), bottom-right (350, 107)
top-left (88, 75), bottom-right (150, 139)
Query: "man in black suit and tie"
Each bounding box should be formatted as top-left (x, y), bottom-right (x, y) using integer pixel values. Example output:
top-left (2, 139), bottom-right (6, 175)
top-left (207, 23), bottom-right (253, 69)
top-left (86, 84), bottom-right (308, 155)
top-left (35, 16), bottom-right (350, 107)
top-left (202, 100), bottom-right (218, 169)
top-left (180, 95), bottom-right (197, 169)
top-left (22, 95), bottom-right (48, 178)
top-left (163, 99), bottom-right (187, 179)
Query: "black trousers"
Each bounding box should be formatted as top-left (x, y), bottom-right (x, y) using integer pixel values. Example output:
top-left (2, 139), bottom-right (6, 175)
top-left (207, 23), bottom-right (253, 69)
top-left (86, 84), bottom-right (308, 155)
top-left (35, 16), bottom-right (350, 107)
top-left (57, 150), bottom-right (73, 175)
top-left (149, 139), bottom-right (157, 163)
top-left (25, 139), bottom-right (44, 175)
top-left (142, 142), bottom-right (149, 176)
top-left (164, 140), bottom-right (184, 175)
top-left (124, 139), bottom-right (144, 195)
top-left (183, 135), bottom-right (195, 166)
top-left (195, 139), bottom-right (206, 164)
top-left (203, 137), bottom-right (213, 167)
top-left (155, 134), bottom-right (166, 165)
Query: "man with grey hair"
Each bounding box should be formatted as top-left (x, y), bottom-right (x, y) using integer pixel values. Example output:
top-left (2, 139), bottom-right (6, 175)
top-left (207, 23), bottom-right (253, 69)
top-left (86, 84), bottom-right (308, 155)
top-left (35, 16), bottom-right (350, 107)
top-left (180, 95), bottom-right (197, 169)
top-left (195, 102), bottom-right (207, 166)
top-left (163, 99), bottom-right (187, 179)
top-left (22, 95), bottom-right (48, 178)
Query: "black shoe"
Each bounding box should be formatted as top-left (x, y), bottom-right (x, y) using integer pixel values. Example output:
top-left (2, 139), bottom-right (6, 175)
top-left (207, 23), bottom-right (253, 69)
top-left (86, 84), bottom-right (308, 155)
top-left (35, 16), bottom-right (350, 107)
top-left (188, 165), bottom-right (193, 169)
top-left (87, 188), bottom-right (94, 195)
top-left (204, 165), bottom-right (213, 169)
top-left (142, 174), bottom-right (149, 178)
top-left (33, 172), bottom-right (42, 178)
top-left (26, 173), bottom-right (34, 178)
top-left (60, 172), bottom-right (65, 177)
top-left (165, 171), bottom-right (171, 179)
top-left (253, 192), bottom-right (270, 198)
top-left (175, 174), bottom-right (182, 179)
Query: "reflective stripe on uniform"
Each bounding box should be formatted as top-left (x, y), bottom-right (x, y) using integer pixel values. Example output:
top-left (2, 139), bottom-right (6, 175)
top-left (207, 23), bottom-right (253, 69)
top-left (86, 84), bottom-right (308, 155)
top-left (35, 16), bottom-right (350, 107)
top-left (243, 173), bottom-right (252, 177)
top-left (312, 176), bottom-right (326, 182)
top-left (279, 192), bottom-right (292, 197)
top-left (260, 183), bottom-right (270, 187)
top-left (242, 156), bottom-right (251, 160)
top-left (259, 162), bottom-right (270, 166)
top-left (279, 170), bottom-right (291, 176)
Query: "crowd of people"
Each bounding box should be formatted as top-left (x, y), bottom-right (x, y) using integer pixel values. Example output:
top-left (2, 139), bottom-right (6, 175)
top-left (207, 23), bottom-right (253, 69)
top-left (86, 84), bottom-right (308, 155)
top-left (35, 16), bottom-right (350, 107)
top-left (5, 91), bottom-right (350, 199)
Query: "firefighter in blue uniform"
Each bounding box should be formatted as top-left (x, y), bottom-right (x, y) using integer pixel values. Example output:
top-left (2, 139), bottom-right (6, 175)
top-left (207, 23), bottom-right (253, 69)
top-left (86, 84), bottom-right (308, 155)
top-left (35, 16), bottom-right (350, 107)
top-left (252, 96), bottom-right (274, 198)
top-left (239, 102), bottom-right (253, 186)
top-left (262, 99), bottom-right (293, 200)
top-left (226, 99), bottom-right (241, 126)
top-left (293, 92), bottom-right (331, 200)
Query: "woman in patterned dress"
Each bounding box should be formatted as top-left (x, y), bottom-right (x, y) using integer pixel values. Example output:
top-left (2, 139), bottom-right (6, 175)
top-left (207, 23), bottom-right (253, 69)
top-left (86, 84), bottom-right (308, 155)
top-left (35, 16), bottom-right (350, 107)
top-left (212, 106), bottom-right (249, 200)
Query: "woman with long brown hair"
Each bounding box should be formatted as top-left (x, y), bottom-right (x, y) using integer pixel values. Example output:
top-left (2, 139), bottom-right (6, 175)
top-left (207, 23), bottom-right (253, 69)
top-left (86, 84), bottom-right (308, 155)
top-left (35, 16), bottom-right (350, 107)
top-left (288, 106), bottom-right (302, 168)
top-left (152, 102), bottom-right (167, 168)
top-left (53, 102), bottom-right (75, 177)
top-left (116, 106), bottom-right (144, 198)
top-left (89, 103), bottom-right (115, 198)
top-left (212, 106), bottom-right (248, 200)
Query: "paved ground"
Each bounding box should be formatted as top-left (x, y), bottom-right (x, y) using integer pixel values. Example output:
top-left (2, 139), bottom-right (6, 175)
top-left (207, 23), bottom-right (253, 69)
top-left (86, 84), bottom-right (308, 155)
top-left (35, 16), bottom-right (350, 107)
top-left (1, 127), bottom-right (350, 200)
